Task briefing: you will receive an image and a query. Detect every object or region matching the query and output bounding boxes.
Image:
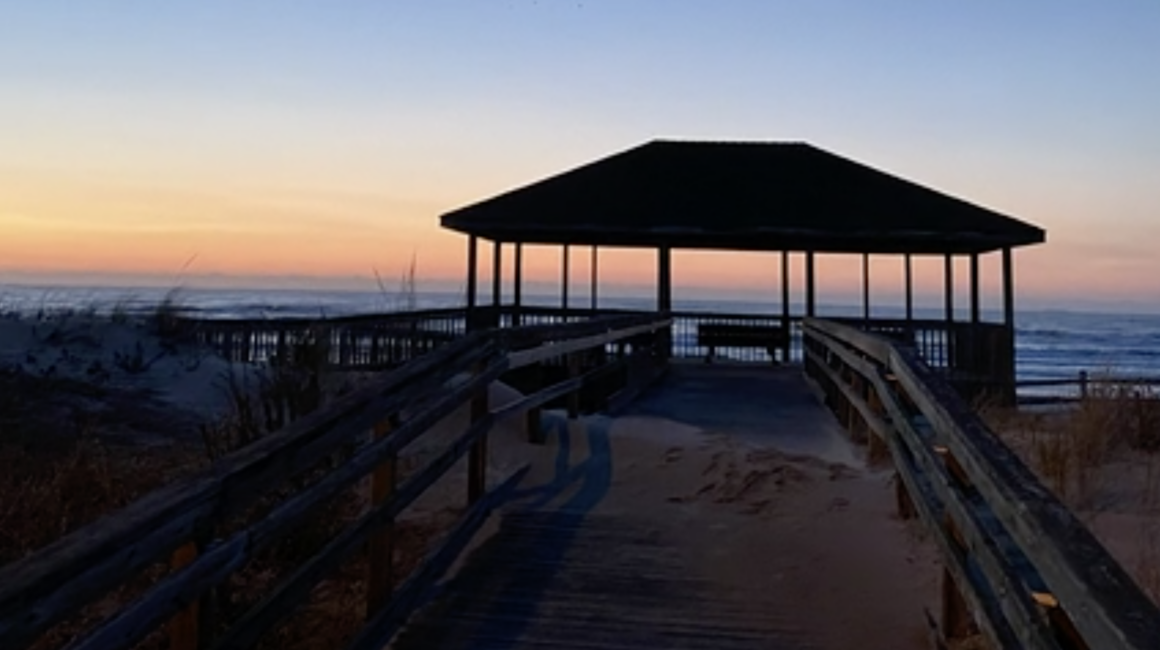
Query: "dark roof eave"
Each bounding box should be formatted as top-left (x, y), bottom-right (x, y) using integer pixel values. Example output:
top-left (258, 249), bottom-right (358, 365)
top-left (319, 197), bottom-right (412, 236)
top-left (441, 218), bottom-right (1045, 254)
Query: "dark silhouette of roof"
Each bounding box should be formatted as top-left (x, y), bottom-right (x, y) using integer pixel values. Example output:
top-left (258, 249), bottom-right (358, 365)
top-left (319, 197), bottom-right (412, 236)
top-left (440, 140), bottom-right (1045, 254)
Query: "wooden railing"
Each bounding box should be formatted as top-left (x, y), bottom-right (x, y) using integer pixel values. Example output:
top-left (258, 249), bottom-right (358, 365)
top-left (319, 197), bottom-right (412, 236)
top-left (1018, 372), bottom-right (1160, 405)
top-left (802, 318), bottom-right (1160, 649)
top-left (184, 308), bottom-right (468, 367)
top-left (184, 306), bottom-right (1015, 405)
top-left (0, 314), bottom-right (671, 650)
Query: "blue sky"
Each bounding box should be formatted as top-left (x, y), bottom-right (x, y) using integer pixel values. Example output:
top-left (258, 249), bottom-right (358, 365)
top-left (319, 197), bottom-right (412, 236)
top-left (2, 2), bottom-right (1159, 310)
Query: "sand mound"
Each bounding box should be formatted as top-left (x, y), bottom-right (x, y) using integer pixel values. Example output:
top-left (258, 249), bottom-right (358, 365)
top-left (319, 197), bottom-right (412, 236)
top-left (0, 314), bottom-right (260, 444)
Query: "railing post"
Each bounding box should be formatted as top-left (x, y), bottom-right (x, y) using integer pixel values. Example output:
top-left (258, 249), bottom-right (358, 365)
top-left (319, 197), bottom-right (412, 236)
top-left (895, 473), bottom-right (915, 520)
top-left (276, 328), bottom-right (287, 365)
top-left (527, 362), bottom-right (545, 445)
top-left (468, 363), bottom-right (490, 504)
top-left (866, 387), bottom-right (888, 464)
top-left (169, 530), bottom-right (214, 650)
top-left (567, 352), bottom-right (581, 420)
top-left (366, 417), bottom-right (398, 618)
top-left (240, 326), bottom-right (252, 363)
top-left (940, 566), bottom-right (975, 640)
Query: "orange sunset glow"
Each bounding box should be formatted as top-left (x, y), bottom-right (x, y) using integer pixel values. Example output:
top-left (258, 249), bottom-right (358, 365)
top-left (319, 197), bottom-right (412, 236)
top-left (2, 4), bottom-right (1159, 313)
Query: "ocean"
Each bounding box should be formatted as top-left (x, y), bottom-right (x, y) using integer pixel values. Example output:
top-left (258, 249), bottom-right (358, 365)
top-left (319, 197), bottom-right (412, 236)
top-left (3, 283), bottom-right (1159, 390)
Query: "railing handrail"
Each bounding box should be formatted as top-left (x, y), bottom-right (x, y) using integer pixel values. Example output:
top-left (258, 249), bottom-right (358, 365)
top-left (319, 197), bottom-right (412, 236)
top-left (802, 317), bottom-right (1160, 649)
top-left (177, 306), bottom-right (471, 328)
top-left (0, 313), bottom-right (673, 650)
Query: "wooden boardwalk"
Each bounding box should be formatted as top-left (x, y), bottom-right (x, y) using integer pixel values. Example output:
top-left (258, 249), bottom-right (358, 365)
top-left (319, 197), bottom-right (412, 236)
top-left (392, 511), bottom-right (808, 649)
top-left (390, 365), bottom-right (931, 650)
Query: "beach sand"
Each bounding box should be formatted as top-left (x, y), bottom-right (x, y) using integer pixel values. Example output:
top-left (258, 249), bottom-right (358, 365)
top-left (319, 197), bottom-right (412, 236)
top-left (0, 313), bottom-right (256, 447)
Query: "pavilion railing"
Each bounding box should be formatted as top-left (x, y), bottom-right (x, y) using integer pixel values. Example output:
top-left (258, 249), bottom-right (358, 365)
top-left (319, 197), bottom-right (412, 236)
top-left (182, 306), bottom-right (1014, 403)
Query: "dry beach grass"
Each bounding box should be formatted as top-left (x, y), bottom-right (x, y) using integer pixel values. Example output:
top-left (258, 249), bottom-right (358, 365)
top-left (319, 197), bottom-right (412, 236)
top-left (982, 383), bottom-right (1160, 605)
top-left (0, 306), bottom-right (465, 649)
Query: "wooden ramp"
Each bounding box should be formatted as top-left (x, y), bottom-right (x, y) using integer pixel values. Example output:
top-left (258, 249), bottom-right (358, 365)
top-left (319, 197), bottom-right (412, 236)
top-left (391, 510), bottom-right (808, 649)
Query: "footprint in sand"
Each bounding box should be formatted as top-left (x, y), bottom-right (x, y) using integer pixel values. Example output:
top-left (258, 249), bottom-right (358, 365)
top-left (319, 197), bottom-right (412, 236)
top-left (828, 496), bottom-right (851, 511)
top-left (663, 446), bottom-right (684, 463)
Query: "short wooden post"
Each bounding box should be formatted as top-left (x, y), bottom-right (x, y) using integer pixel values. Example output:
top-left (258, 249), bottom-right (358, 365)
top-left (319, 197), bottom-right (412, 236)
top-left (940, 567), bottom-right (974, 639)
top-left (895, 473), bottom-right (915, 520)
top-left (468, 364), bottom-right (490, 504)
top-left (169, 542), bottom-right (200, 650)
top-left (527, 362), bottom-right (545, 445)
top-left (169, 533), bottom-right (213, 650)
top-left (866, 388), bottom-right (887, 464)
top-left (566, 353), bottom-right (582, 419)
top-left (240, 326), bottom-right (252, 363)
top-left (276, 329), bottom-right (287, 365)
top-left (366, 418), bottom-right (397, 618)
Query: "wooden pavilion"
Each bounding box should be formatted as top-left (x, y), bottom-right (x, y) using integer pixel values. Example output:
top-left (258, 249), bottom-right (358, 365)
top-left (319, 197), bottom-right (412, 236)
top-left (440, 140), bottom-right (1045, 401)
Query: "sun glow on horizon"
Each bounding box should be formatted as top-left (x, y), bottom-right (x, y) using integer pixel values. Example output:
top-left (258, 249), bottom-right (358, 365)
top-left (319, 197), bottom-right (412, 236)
top-left (2, 3), bottom-right (1159, 311)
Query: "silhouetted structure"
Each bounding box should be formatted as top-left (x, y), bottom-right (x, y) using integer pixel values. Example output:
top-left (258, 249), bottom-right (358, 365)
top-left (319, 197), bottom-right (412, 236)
top-left (441, 139), bottom-right (1045, 401)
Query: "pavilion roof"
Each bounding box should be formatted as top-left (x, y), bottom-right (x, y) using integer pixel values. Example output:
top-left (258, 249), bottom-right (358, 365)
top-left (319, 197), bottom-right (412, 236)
top-left (440, 140), bottom-right (1045, 254)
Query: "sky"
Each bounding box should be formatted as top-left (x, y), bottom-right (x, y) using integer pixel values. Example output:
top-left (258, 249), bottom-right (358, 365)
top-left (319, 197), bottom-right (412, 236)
top-left (2, 2), bottom-right (1159, 311)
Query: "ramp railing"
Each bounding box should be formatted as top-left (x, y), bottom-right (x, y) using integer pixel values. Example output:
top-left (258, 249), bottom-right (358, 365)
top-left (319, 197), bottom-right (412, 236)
top-left (803, 317), bottom-right (1160, 650)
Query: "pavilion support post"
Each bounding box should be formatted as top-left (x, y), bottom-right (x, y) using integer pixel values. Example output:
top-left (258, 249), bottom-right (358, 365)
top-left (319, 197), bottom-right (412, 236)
top-left (862, 253), bottom-right (870, 322)
top-left (969, 253), bottom-right (980, 326)
top-left (944, 253), bottom-right (955, 369)
top-left (466, 235), bottom-right (479, 331)
top-left (561, 245), bottom-right (570, 313)
top-left (492, 240), bottom-right (503, 313)
top-left (590, 245), bottom-right (598, 311)
top-left (968, 251), bottom-right (981, 394)
top-left (513, 242), bottom-right (523, 327)
top-left (1002, 247), bottom-right (1016, 405)
top-left (904, 253), bottom-right (914, 324)
top-left (658, 245), bottom-right (672, 360)
top-left (1002, 248), bottom-right (1014, 328)
top-left (781, 252), bottom-right (791, 363)
top-left (657, 246), bottom-right (672, 313)
top-left (805, 251), bottom-right (816, 318)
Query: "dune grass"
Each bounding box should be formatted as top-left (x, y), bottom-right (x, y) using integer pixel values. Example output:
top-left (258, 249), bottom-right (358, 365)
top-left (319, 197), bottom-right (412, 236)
top-left (983, 378), bottom-right (1160, 605)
